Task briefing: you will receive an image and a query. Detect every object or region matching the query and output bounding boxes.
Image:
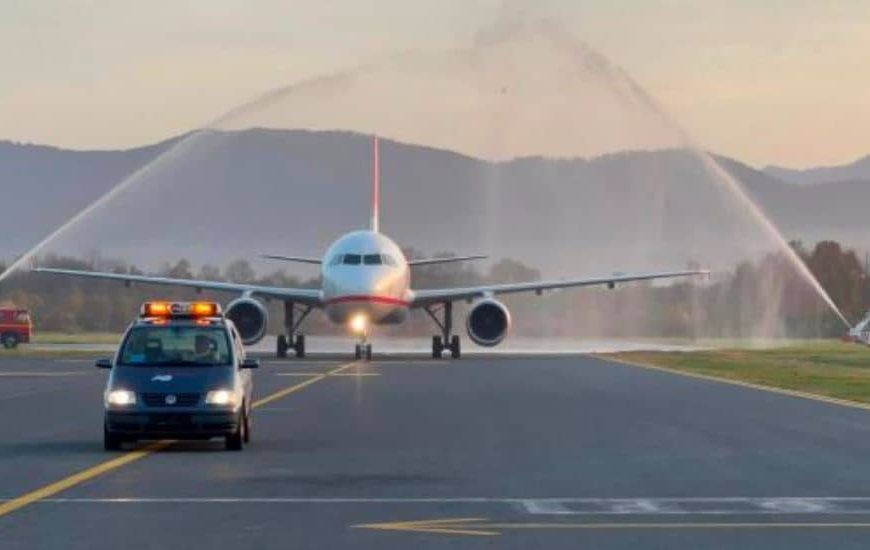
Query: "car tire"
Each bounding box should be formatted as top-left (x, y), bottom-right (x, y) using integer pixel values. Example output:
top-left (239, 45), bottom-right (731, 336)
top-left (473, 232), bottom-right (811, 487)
top-left (2, 333), bottom-right (19, 349)
top-left (104, 423), bottom-right (122, 451)
top-left (226, 410), bottom-right (245, 451)
top-left (243, 407), bottom-right (251, 444)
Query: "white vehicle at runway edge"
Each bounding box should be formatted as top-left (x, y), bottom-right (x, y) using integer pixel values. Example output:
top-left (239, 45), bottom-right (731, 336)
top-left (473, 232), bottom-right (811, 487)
top-left (33, 136), bottom-right (708, 359)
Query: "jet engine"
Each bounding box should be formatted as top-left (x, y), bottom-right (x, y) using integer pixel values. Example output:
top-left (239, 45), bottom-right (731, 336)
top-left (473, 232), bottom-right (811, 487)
top-left (225, 298), bottom-right (268, 345)
top-left (466, 299), bottom-right (512, 347)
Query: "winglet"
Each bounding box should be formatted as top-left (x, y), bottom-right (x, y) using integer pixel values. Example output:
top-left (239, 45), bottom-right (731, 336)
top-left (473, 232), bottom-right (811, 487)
top-left (371, 135), bottom-right (380, 233)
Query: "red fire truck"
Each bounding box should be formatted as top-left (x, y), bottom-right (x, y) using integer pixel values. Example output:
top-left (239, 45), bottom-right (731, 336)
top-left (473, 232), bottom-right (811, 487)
top-left (0, 308), bottom-right (32, 349)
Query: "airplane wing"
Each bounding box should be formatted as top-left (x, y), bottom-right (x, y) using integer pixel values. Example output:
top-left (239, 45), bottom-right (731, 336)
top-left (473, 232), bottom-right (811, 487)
top-left (411, 269), bottom-right (709, 308)
top-left (408, 255), bottom-right (488, 267)
top-left (32, 268), bottom-right (323, 306)
top-left (260, 255), bottom-right (322, 265)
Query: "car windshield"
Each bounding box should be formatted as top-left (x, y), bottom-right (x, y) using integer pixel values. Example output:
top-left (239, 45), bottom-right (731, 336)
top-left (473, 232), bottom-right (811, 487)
top-left (118, 326), bottom-right (232, 367)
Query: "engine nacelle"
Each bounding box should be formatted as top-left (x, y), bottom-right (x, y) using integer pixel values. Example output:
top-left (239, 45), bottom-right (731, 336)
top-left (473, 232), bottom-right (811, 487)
top-left (466, 299), bottom-right (512, 347)
top-left (225, 298), bottom-right (268, 345)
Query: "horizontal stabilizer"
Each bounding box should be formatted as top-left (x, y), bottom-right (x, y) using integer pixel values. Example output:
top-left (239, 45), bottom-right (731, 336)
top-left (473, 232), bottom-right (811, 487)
top-left (260, 255), bottom-right (322, 265)
top-left (408, 255), bottom-right (487, 267)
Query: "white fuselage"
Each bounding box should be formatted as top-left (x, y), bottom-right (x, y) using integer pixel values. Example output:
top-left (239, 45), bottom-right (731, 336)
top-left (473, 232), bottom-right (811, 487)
top-left (321, 230), bottom-right (411, 327)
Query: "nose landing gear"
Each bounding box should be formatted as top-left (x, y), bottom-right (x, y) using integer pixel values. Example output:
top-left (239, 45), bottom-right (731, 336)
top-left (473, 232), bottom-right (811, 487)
top-left (354, 341), bottom-right (372, 361)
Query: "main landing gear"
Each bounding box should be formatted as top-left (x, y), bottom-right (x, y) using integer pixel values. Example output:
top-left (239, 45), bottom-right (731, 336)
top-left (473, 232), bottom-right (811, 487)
top-left (277, 301), bottom-right (312, 359)
top-left (425, 302), bottom-right (461, 359)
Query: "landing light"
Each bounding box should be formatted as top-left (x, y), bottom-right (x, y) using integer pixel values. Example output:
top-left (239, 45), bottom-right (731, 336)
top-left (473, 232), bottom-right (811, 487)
top-left (350, 313), bottom-right (368, 335)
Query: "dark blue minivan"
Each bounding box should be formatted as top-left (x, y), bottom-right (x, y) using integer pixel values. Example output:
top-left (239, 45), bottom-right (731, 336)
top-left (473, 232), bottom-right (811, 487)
top-left (97, 302), bottom-right (258, 451)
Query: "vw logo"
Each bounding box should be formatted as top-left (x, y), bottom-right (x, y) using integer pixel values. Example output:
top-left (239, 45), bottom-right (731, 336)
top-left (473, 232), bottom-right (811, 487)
top-left (165, 394), bottom-right (177, 405)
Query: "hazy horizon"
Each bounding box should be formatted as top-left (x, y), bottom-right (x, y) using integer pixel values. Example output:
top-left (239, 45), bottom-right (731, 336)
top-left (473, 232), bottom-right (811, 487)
top-left (2, 1), bottom-right (869, 168)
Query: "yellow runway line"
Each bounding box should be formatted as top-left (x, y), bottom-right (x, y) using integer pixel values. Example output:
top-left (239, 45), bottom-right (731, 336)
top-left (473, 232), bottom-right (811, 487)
top-left (597, 355), bottom-right (870, 413)
top-left (0, 361), bottom-right (359, 520)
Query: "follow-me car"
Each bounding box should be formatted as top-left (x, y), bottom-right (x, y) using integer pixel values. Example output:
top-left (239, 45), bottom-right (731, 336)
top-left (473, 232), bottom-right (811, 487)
top-left (97, 301), bottom-right (258, 451)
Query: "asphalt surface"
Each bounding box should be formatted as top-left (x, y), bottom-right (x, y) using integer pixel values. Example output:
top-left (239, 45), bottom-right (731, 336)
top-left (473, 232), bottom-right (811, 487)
top-left (2, 352), bottom-right (870, 548)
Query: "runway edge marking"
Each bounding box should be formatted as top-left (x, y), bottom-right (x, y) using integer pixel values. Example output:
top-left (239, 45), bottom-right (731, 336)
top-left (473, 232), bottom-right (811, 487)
top-left (595, 354), bottom-right (870, 413)
top-left (0, 361), bottom-right (359, 520)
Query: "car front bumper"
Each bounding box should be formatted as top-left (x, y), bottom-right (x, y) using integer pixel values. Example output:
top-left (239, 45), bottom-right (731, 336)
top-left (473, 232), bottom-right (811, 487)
top-left (106, 410), bottom-right (239, 438)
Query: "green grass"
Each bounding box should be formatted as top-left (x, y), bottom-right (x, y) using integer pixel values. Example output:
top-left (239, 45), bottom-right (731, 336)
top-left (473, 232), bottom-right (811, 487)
top-left (606, 341), bottom-right (870, 404)
top-left (30, 332), bottom-right (122, 345)
top-left (0, 332), bottom-right (121, 359)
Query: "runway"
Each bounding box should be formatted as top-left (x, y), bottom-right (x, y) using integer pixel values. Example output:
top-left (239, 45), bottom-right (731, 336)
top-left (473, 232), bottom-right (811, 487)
top-left (2, 353), bottom-right (870, 548)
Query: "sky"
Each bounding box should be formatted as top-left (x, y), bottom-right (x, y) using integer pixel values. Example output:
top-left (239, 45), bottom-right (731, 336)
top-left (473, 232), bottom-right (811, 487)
top-left (1, 0), bottom-right (868, 167)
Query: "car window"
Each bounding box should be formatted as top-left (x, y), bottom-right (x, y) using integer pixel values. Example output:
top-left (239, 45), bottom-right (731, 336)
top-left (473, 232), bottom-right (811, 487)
top-left (118, 326), bottom-right (232, 367)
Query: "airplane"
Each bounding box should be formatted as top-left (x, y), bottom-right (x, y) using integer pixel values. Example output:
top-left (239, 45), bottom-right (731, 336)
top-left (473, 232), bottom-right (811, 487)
top-left (33, 136), bottom-right (708, 360)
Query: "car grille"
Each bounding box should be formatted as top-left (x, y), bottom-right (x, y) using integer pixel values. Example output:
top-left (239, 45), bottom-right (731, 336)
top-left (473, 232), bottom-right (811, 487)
top-left (141, 393), bottom-right (200, 407)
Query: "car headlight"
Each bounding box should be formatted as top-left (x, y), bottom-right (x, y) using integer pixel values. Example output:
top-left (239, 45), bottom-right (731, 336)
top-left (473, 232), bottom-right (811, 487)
top-left (205, 389), bottom-right (240, 406)
top-left (106, 389), bottom-right (136, 407)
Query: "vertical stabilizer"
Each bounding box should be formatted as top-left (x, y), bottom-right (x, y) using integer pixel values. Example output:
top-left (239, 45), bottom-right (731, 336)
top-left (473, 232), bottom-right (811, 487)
top-left (371, 135), bottom-right (380, 233)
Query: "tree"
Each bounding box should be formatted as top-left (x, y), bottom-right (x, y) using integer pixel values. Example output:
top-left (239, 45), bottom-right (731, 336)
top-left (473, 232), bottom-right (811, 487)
top-left (225, 259), bottom-right (255, 283)
top-left (162, 259), bottom-right (193, 279)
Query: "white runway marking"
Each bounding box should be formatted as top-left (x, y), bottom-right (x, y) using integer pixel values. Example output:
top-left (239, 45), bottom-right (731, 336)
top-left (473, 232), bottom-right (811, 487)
top-left (13, 497), bottom-right (870, 515)
top-left (275, 372), bottom-right (380, 377)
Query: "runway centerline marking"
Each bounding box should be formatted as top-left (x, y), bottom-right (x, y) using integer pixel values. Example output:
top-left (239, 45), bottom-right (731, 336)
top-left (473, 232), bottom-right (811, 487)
top-left (0, 361), bottom-right (359, 520)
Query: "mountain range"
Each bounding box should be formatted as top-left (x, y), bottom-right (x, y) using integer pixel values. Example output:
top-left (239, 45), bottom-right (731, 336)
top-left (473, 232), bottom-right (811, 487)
top-left (1, 129), bottom-right (867, 276)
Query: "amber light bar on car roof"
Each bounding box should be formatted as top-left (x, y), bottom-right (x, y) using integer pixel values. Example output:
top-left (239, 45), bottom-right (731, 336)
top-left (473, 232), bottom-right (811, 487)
top-left (140, 301), bottom-right (223, 318)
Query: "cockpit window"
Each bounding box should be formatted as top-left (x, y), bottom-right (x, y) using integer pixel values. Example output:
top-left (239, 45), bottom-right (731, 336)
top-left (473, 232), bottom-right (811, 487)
top-left (343, 254), bottom-right (362, 265)
top-left (330, 255), bottom-right (343, 266)
top-left (363, 254), bottom-right (383, 265)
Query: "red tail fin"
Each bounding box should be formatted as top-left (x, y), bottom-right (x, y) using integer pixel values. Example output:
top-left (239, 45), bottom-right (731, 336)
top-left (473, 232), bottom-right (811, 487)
top-left (371, 135), bottom-right (380, 233)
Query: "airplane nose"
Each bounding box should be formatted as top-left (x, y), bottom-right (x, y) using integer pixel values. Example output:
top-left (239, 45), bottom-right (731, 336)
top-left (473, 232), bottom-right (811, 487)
top-left (356, 269), bottom-right (387, 295)
top-left (328, 267), bottom-right (390, 297)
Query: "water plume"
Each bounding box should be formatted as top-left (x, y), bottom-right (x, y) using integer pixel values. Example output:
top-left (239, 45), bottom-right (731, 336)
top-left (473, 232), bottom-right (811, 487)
top-left (3, 18), bottom-right (849, 341)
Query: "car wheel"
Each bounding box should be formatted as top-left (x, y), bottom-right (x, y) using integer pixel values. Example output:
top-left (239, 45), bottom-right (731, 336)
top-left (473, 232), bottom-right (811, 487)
top-left (226, 411), bottom-right (245, 451)
top-left (2, 333), bottom-right (19, 349)
top-left (104, 423), bottom-right (122, 451)
top-left (243, 407), bottom-right (251, 444)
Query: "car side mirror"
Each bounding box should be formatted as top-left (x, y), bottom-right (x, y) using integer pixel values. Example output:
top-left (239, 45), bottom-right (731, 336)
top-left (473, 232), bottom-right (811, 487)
top-left (95, 358), bottom-right (113, 369)
top-left (240, 358), bottom-right (259, 369)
